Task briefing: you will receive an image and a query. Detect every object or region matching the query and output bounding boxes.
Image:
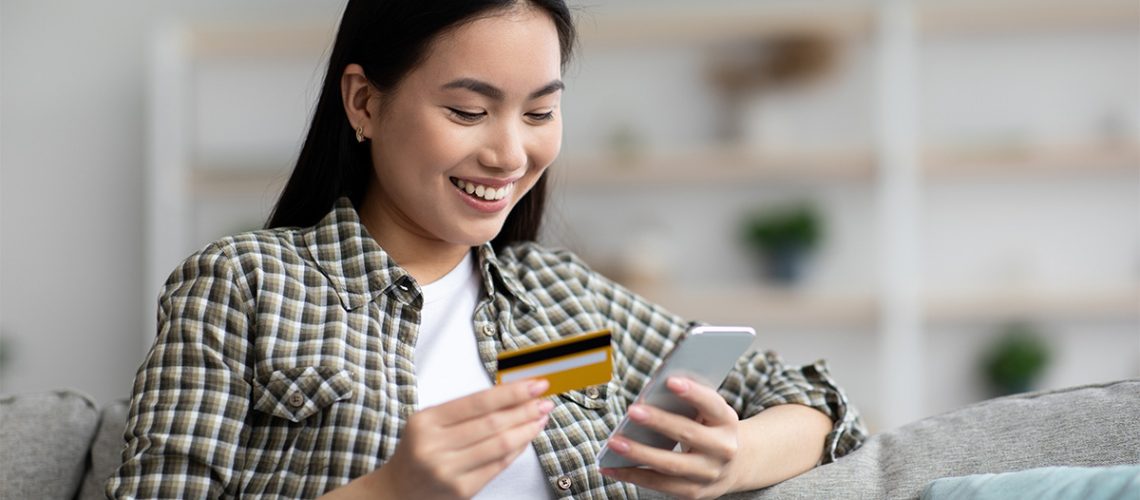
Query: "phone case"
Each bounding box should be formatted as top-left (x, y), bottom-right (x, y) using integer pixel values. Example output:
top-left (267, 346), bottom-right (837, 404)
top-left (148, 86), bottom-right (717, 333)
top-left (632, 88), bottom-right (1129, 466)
top-left (596, 325), bottom-right (756, 468)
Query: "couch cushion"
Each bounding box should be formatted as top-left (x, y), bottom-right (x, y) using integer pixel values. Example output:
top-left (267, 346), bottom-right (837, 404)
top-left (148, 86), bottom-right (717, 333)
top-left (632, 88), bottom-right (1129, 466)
top-left (714, 379), bottom-right (1140, 500)
top-left (920, 464), bottom-right (1140, 500)
top-left (0, 391), bottom-right (100, 499)
top-left (77, 398), bottom-right (130, 500)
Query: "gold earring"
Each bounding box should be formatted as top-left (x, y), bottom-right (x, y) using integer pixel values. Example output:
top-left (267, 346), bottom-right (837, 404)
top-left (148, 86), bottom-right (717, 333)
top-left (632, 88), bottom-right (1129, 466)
top-left (355, 125), bottom-right (366, 143)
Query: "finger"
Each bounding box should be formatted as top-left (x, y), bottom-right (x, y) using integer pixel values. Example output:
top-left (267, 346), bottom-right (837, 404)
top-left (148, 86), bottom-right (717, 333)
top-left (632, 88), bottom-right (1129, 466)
top-left (600, 466), bottom-right (708, 499)
top-left (429, 378), bottom-right (549, 426)
top-left (456, 414), bottom-right (549, 474)
top-left (624, 404), bottom-right (733, 459)
top-left (444, 397), bottom-right (553, 449)
top-left (604, 435), bottom-right (721, 483)
top-left (666, 377), bottom-right (737, 425)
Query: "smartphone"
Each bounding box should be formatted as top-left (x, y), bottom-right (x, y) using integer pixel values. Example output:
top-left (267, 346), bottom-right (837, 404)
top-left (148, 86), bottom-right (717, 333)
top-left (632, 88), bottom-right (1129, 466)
top-left (595, 325), bottom-right (756, 468)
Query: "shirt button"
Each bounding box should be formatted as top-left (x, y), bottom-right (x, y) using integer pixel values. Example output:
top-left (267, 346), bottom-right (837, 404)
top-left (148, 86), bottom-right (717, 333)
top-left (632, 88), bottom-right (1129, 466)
top-left (556, 476), bottom-right (572, 491)
top-left (585, 386), bottom-right (600, 399)
top-left (482, 324), bottom-right (496, 337)
top-left (287, 392), bottom-right (305, 408)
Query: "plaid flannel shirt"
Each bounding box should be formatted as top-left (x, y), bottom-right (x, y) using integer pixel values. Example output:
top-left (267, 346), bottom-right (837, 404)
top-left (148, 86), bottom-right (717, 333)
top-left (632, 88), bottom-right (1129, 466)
top-left (108, 197), bottom-right (865, 499)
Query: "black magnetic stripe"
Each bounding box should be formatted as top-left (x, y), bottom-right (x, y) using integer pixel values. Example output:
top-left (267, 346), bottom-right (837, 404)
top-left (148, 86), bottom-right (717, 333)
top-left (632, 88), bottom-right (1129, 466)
top-left (497, 335), bottom-right (611, 371)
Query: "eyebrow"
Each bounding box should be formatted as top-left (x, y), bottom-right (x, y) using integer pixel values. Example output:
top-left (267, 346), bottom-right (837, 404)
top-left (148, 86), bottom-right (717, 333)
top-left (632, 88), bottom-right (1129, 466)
top-left (441, 78), bottom-right (564, 101)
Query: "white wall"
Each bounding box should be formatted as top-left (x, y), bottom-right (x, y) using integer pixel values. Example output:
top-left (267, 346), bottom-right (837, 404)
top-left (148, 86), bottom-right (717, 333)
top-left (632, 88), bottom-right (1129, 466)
top-left (1, 0), bottom-right (1137, 422)
top-left (0, 0), bottom-right (343, 403)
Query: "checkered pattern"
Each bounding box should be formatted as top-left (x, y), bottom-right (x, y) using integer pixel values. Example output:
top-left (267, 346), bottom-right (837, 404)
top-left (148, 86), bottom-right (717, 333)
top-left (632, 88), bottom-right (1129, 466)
top-left (108, 198), bottom-right (865, 498)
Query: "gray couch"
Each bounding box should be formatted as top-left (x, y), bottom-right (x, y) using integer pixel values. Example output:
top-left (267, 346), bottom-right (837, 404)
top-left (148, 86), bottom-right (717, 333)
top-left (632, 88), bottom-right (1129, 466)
top-left (2, 379), bottom-right (1138, 499)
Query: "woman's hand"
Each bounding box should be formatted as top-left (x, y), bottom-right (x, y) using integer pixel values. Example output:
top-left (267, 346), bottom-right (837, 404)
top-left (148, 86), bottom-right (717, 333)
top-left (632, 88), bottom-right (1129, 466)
top-left (322, 379), bottom-right (553, 500)
top-left (599, 377), bottom-right (745, 500)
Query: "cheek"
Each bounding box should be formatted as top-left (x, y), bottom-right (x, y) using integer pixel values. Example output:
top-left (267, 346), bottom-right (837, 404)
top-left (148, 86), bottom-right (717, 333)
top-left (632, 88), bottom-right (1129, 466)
top-left (529, 123), bottom-right (563, 171)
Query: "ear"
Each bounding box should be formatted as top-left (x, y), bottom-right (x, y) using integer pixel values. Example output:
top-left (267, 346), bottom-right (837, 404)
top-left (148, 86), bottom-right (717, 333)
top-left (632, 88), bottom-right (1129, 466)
top-left (341, 64), bottom-right (377, 140)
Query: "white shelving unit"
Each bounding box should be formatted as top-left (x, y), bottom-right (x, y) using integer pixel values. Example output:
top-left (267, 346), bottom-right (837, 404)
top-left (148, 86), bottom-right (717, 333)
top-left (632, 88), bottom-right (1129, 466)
top-left (553, 0), bottom-right (1139, 430)
top-left (147, 0), bottom-right (1140, 431)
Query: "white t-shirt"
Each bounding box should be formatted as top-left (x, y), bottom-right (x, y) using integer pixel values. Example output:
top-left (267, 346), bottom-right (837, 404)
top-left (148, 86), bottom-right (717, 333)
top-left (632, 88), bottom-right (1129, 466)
top-left (414, 252), bottom-right (555, 500)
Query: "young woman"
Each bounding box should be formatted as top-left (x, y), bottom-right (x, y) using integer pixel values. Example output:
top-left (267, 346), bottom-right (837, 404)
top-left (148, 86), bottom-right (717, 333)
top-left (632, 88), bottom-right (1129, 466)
top-left (110, 1), bottom-right (865, 498)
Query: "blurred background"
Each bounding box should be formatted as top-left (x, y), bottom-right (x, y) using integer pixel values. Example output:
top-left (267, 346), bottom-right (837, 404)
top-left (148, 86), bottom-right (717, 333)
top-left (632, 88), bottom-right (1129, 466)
top-left (2, 0), bottom-right (1137, 432)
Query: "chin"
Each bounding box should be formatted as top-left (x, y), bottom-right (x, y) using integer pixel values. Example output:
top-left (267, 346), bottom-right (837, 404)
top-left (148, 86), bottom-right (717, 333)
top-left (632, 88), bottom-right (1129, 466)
top-left (452, 226), bottom-right (505, 248)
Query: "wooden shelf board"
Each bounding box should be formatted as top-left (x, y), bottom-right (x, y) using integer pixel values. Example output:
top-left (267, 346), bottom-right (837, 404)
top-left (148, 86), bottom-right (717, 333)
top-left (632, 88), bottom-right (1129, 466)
top-left (614, 284), bottom-right (1139, 329)
top-left (189, 166), bottom-right (291, 196)
top-left (554, 146), bottom-right (876, 187)
top-left (631, 285), bottom-right (879, 330)
top-left (579, 0), bottom-right (1135, 47)
top-left (579, 3), bottom-right (873, 46)
top-left (923, 143), bottom-right (1140, 179)
top-left (918, 0), bottom-right (1140, 36)
top-left (187, 22), bottom-right (334, 59)
top-left (926, 289), bottom-right (1140, 324)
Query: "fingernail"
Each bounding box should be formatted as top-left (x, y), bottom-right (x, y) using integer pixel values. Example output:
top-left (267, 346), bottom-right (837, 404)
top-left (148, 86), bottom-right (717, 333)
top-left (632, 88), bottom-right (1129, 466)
top-left (529, 379), bottom-right (549, 396)
top-left (537, 399), bottom-right (555, 414)
top-left (609, 438), bottom-right (630, 453)
top-left (628, 405), bottom-right (649, 422)
top-left (600, 468), bottom-right (614, 476)
top-left (536, 415), bottom-right (549, 429)
top-left (667, 377), bottom-right (689, 393)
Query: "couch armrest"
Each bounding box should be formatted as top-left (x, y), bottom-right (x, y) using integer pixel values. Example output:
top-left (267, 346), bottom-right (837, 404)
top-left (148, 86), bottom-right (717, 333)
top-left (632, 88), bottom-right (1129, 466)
top-left (0, 390), bottom-right (100, 499)
top-left (717, 379), bottom-right (1140, 499)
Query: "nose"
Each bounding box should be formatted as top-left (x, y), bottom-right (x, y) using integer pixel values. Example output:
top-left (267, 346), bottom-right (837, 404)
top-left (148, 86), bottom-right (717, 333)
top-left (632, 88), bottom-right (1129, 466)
top-left (478, 120), bottom-right (527, 172)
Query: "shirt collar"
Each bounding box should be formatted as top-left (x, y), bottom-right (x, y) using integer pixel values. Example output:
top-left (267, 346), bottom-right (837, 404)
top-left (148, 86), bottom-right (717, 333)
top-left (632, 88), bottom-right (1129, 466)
top-left (476, 243), bottom-right (539, 311)
top-left (304, 197), bottom-right (537, 311)
top-left (303, 198), bottom-right (410, 310)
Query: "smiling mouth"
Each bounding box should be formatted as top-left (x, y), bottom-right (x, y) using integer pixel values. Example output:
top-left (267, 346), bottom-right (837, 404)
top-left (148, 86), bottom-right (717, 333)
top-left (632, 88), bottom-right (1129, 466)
top-left (450, 177), bottom-right (514, 202)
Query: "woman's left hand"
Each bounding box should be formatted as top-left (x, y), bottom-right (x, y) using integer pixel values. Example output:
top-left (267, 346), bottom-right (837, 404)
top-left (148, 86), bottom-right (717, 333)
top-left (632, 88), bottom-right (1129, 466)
top-left (599, 377), bottom-right (745, 500)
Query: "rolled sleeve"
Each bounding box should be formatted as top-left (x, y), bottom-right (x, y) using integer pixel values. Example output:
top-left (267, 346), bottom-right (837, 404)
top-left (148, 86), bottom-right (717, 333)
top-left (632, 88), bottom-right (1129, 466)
top-left (107, 243), bottom-right (254, 498)
top-left (574, 254), bottom-right (867, 462)
top-left (719, 350), bottom-right (867, 463)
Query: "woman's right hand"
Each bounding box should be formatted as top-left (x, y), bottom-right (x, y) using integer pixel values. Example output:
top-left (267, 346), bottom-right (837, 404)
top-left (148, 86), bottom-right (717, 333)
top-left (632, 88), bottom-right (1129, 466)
top-left (323, 378), bottom-right (554, 499)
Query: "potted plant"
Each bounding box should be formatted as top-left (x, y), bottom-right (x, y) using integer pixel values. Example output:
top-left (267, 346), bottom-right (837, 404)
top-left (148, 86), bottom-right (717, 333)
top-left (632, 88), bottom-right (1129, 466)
top-left (981, 322), bottom-right (1051, 396)
top-left (741, 203), bottom-right (822, 285)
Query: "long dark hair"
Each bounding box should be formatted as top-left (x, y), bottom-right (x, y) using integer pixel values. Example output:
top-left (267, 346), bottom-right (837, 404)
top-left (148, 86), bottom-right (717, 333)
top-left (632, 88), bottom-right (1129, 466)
top-left (266, 0), bottom-right (576, 250)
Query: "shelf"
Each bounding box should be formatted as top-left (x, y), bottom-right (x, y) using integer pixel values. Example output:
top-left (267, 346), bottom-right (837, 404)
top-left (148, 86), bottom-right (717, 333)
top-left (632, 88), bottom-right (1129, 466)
top-left (629, 284), bottom-right (879, 330)
top-left (926, 289), bottom-right (1140, 324)
top-left (552, 146), bottom-right (876, 188)
top-left (189, 165), bottom-right (291, 196)
top-left (578, 0), bottom-right (1137, 48)
top-left (918, 0), bottom-right (1140, 37)
top-left (923, 142), bottom-right (1140, 179)
top-left (185, 21), bottom-right (334, 59)
top-left (619, 284), bottom-right (1139, 330)
top-left (578, 2), bottom-right (873, 47)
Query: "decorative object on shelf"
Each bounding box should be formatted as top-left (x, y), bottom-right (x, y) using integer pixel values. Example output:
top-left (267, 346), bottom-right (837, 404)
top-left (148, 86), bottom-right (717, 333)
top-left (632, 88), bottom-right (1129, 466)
top-left (706, 33), bottom-right (838, 143)
top-left (980, 321), bottom-right (1051, 397)
top-left (605, 122), bottom-right (644, 168)
top-left (740, 202), bottom-right (823, 285)
top-left (0, 332), bottom-right (11, 374)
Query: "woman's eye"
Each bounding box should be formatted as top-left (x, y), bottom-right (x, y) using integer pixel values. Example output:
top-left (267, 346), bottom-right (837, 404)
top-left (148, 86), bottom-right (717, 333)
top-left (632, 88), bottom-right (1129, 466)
top-left (447, 108), bottom-right (486, 123)
top-left (527, 111), bottom-right (555, 122)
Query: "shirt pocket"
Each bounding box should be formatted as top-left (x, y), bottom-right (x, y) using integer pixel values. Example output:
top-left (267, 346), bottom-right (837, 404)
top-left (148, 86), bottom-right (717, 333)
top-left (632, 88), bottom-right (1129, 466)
top-left (252, 366), bottom-right (356, 422)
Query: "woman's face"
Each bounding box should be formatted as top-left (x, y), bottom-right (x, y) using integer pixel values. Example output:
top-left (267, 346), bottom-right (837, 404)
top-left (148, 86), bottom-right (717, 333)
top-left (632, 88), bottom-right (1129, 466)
top-left (362, 6), bottom-right (563, 249)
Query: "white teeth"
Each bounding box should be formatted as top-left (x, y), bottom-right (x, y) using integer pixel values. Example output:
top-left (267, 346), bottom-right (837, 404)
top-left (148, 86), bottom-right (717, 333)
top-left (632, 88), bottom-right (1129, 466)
top-left (453, 177), bottom-right (512, 201)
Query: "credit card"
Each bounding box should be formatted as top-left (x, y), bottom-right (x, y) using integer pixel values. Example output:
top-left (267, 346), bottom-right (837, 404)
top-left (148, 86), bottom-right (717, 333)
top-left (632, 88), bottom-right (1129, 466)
top-left (496, 329), bottom-right (612, 398)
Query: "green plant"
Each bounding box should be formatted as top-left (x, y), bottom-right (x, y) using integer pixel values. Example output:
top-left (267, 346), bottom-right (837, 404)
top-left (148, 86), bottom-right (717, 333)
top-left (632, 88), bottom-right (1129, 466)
top-left (742, 204), bottom-right (821, 254)
top-left (982, 322), bottom-right (1051, 396)
top-left (740, 203), bottom-right (822, 284)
